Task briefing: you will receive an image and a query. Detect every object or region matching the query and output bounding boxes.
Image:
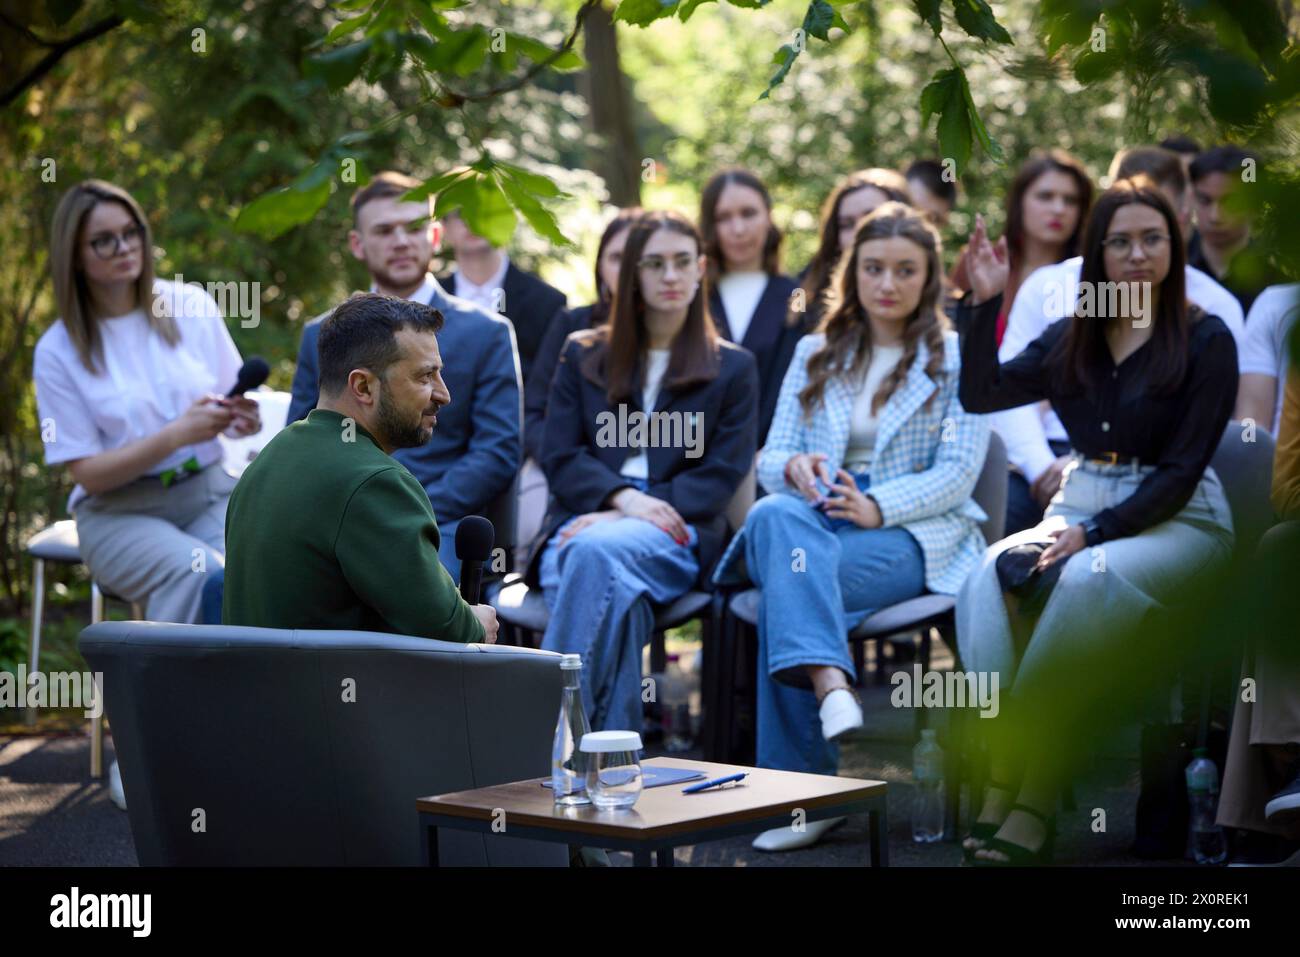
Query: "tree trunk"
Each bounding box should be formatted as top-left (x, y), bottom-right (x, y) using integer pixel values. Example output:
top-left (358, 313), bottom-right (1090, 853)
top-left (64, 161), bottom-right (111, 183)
top-left (581, 2), bottom-right (642, 208)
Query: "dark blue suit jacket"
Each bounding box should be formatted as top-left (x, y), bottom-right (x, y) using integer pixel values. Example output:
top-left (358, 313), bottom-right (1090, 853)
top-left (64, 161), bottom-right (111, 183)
top-left (286, 278), bottom-right (522, 522)
top-left (440, 262), bottom-right (566, 386)
top-left (707, 273), bottom-right (801, 445)
top-left (527, 333), bottom-right (758, 588)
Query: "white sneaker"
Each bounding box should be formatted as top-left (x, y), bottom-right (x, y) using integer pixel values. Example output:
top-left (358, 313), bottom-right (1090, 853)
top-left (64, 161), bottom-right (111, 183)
top-left (819, 687), bottom-right (863, 741)
top-left (107, 760), bottom-right (127, 811)
top-left (752, 816), bottom-right (846, 852)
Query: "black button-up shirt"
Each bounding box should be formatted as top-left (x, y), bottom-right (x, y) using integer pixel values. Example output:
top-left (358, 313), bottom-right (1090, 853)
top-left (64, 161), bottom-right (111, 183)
top-left (959, 292), bottom-right (1239, 542)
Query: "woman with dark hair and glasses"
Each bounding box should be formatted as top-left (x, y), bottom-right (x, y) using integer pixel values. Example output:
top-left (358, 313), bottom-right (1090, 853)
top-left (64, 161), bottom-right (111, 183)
top-left (955, 178), bottom-right (1239, 865)
top-left (33, 179), bottom-right (260, 809)
top-left (518, 209), bottom-right (642, 557)
top-left (699, 168), bottom-right (799, 447)
top-left (528, 211), bottom-right (758, 733)
top-left (950, 148), bottom-right (1093, 344)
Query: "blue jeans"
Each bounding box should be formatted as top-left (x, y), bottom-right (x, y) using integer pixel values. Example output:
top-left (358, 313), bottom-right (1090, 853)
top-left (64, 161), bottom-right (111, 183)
top-left (538, 492), bottom-right (700, 732)
top-left (438, 517), bottom-right (462, 583)
top-left (742, 474), bottom-right (927, 774)
top-left (201, 567), bottom-right (224, 625)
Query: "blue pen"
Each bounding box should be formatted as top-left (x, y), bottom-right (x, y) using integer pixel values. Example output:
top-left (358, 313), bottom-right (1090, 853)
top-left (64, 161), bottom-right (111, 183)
top-left (682, 772), bottom-right (748, 794)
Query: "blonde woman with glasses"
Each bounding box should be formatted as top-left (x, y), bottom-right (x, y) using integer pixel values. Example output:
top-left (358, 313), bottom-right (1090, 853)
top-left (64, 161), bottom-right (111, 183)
top-left (34, 179), bottom-right (260, 627)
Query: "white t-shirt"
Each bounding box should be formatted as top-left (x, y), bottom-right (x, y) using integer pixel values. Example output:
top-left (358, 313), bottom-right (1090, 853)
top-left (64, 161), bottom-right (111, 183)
top-left (844, 344), bottom-right (906, 468)
top-left (716, 272), bottom-right (768, 345)
top-left (994, 256), bottom-right (1247, 482)
top-left (620, 348), bottom-right (672, 480)
top-left (34, 279), bottom-right (243, 509)
top-left (1239, 282), bottom-right (1300, 434)
top-left (452, 253), bottom-right (509, 315)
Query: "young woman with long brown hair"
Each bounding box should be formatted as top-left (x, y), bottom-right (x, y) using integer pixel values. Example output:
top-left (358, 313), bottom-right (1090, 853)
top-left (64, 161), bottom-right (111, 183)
top-left (715, 202), bottom-right (990, 851)
top-left (528, 211), bottom-right (758, 733)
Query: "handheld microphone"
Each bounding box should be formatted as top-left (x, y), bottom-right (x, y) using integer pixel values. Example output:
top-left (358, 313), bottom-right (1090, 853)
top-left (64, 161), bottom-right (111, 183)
top-left (226, 356), bottom-right (270, 398)
top-left (455, 516), bottom-right (495, 604)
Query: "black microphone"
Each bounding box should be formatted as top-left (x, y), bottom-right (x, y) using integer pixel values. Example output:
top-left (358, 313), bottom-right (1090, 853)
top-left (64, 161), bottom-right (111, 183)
top-left (226, 356), bottom-right (270, 397)
top-left (456, 516), bottom-right (494, 604)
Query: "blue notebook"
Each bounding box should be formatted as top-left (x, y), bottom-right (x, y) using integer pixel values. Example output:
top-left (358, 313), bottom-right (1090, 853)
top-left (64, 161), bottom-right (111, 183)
top-left (541, 764), bottom-right (706, 791)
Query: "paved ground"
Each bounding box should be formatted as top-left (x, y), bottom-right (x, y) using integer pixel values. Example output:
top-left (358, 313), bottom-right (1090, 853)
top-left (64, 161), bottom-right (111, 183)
top-left (0, 664), bottom-right (1172, 867)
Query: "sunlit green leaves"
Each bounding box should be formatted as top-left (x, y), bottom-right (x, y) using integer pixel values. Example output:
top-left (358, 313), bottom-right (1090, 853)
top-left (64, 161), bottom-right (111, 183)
top-left (920, 65), bottom-right (1002, 175)
top-left (950, 0), bottom-right (1012, 45)
top-left (759, 1), bottom-right (850, 99)
top-left (412, 158), bottom-right (572, 247)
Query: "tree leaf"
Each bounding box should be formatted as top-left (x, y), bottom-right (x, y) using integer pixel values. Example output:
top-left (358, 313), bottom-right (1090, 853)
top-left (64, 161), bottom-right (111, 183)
top-left (804, 0), bottom-right (836, 41)
top-left (325, 11), bottom-right (373, 44)
top-left (949, 0), bottom-right (1013, 45)
top-left (614, 0), bottom-right (680, 27)
top-left (493, 160), bottom-right (565, 199)
top-left (495, 170), bottom-right (572, 246)
top-left (678, 0), bottom-right (717, 22)
top-left (507, 33), bottom-right (584, 71)
top-left (759, 43), bottom-right (798, 100)
top-left (1072, 48), bottom-right (1117, 84)
top-left (304, 39), bottom-right (374, 90)
top-left (438, 174), bottom-right (518, 247)
top-left (235, 177), bottom-right (332, 240)
top-left (912, 0), bottom-right (943, 36)
top-left (1039, 0), bottom-right (1104, 55)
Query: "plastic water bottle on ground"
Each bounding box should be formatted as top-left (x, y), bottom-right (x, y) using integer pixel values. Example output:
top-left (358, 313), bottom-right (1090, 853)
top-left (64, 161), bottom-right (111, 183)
top-left (661, 655), bottom-right (692, 752)
top-left (911, 729), bottom-right (945, 843)
top-left (1186, 747), bottom-right (1227, 864)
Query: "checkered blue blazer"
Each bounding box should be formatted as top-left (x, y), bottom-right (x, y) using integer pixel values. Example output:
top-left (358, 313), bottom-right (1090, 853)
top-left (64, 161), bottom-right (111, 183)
top-left (735, 330), bottom-right (990, 596)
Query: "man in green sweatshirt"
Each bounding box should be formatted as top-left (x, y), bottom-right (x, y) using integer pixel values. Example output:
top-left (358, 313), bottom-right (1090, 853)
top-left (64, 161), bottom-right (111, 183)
top-left (223, 292), bottom-right (496, 644)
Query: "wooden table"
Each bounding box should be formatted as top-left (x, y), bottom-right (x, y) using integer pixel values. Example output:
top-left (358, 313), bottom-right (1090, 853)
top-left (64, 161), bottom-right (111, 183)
top-left (415, 757), bottom-right (889, 866)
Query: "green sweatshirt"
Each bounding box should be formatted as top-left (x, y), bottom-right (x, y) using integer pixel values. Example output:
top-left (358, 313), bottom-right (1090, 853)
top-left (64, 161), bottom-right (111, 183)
top-left (222, 408), bottom-right (484, 643)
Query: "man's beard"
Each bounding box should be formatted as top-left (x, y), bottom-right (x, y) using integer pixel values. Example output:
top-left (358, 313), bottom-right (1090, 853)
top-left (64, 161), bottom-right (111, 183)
top-left (376, 388), bottom-right (434, 450)
top-left (369, 255), bottom-right (433, 294)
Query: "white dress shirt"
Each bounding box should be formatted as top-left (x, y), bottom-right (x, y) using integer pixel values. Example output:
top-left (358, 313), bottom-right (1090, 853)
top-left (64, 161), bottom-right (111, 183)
top-left (451, 253), bottom-right (509, 315)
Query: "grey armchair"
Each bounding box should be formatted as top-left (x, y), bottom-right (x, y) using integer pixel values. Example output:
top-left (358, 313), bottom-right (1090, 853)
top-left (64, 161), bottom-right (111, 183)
top-left (78, 621), bottom-right (567, 866)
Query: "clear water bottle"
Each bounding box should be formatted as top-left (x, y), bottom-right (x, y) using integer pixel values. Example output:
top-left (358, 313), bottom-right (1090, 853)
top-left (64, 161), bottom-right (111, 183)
top-left (552, 654), bottom-right (592, 806)
top-left (661, 655), bottom-right (692, 752)
top-left (911, 729), bottom-right (945, 843)
top-left (1186, 747), bottom-right (1227, 864)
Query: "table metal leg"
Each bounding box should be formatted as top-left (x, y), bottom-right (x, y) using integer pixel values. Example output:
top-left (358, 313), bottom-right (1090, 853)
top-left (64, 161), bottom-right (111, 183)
top-left (869, 806), bottom-right (889, 867)
top-left (421, 821), bottom-right (440, 866)
top-left (656, 849), bottom-right (675, 867)
top-left (632, 850), bottom-right (652, 867)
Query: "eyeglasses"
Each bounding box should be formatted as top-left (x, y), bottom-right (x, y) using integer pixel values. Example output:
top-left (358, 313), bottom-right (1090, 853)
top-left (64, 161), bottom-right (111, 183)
top-left (1101, 233), bottom-right (1171, 257)
top-left (637, 254), bottom-right (698, 277)
top-left (87, 225), bottom-right (145, 259)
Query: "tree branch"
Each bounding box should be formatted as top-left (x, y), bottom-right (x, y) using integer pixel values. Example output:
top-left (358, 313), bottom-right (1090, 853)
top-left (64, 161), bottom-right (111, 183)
top-left (0, 15), bottom-right (126, 109)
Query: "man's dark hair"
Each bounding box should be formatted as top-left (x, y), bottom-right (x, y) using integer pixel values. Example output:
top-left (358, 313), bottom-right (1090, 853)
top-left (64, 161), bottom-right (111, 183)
top-left (904, 159), bottom-right (957, 205)
top-left (1159, 134), bottom-right (1200, 156)
top-left (1111, 146), bottom-right (1186, 197)
top-left (318, 293), bottom-right (443, 396)
top-left (1189, 144), bottom-right (1259, 184)
top-left (350, 171), bottom-right (428, 227)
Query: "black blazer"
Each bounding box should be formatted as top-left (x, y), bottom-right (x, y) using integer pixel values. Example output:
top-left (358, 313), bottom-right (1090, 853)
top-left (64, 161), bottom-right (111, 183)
top-left (527, 334), bottom-right (759, 589)
top-left (524, 303), bottom-right (599, 462)
top-left (440, 261), bottom-right (567, 383)
top-left (708, 273), bottom-right (800, 444)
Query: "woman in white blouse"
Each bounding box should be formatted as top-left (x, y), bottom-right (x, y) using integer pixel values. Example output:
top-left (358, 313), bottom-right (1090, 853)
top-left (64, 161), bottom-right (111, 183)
top-left (699, 168), bottom-right (800, 450)
top-left (34, 180), bottom-right (260, 628)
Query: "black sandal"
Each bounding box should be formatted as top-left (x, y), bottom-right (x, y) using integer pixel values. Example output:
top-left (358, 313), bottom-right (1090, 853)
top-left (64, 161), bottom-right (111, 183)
top-left (961, 779), bottom-right (1017, 862)
top-left (970, 803), bottom-right (1056, 867)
